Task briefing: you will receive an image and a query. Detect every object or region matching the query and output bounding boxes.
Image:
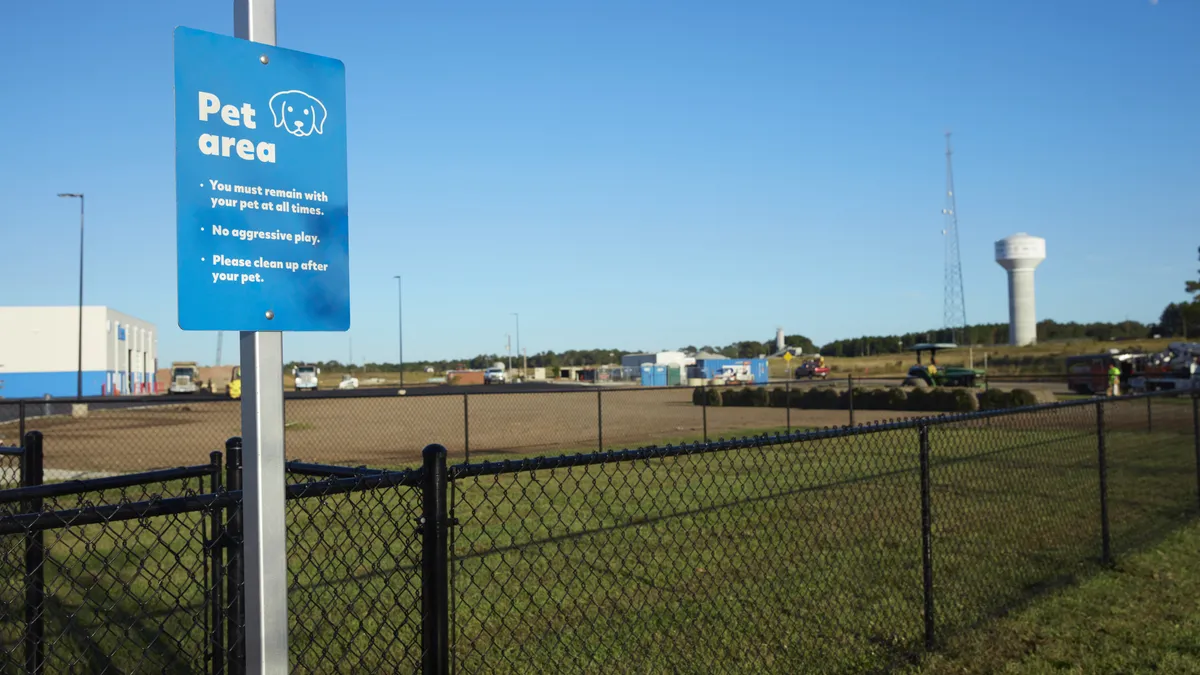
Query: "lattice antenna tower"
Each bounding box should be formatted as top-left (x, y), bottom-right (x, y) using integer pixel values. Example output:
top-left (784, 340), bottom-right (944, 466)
top-left (942, 132), bottom-right (968, 344)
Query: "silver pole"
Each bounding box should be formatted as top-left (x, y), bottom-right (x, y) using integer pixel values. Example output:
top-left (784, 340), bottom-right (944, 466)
top-left (234, 1), bottom-right (288, 673)
top-left (395, 275), bottom-right (403, 388)
top-left (512, 312), bottom-right (520, 379)
top-left (77, 195), bottom-right (84, 399)
top-left (58, 193), bottom-right (85, 397)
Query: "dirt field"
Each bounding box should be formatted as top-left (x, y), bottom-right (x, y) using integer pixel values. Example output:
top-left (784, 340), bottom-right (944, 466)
top-left (0, 389), bottom-right (938, 474)
top-left (0, 388), bottom-right (1186, 475)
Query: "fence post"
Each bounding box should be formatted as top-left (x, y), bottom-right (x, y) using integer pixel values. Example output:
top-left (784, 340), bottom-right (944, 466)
top-left (224, 437), bottom-right (245, 675)
top-left (18, 401), bottom-right (25, 446)
top-left (21, 431), bottom-right (44, 675)
top-left (847, 375), bottom-right (855, 427)
top-left (597, 389), bottom-right (603, 452)
top-left (702, 384), bottom-right (708, 443)
top-left (1193, 393), bottom-right (1199, 512)
top-left (1097, 402), bottom-right (1112, 565)
top-left (421, 444), bottom-right (450, 675)
top-left (918, 422), bottom-right (935, 651)
top-left (785, 379), bottom-right (791, 433)
top-left (208, 450), bottom-right (226, 675)
top-left (1146, 395), bottom-right (1153, 434)
top-left (463, 394), bottom-right (470, 464)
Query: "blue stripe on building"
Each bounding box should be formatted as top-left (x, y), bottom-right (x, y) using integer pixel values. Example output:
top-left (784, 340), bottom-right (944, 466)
top-left (0, 371), bottom-right (116, 398)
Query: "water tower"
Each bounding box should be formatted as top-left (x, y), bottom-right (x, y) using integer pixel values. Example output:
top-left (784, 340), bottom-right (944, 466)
top-left (994, 233), bottom-right (1046, 346)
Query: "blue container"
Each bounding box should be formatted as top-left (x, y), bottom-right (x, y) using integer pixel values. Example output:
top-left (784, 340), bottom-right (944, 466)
top-left (693, 358), bottom-right (769, 384)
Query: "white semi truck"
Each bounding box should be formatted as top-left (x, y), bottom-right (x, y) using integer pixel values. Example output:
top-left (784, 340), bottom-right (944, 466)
top-left (293, 364), bottom-right (320, 391)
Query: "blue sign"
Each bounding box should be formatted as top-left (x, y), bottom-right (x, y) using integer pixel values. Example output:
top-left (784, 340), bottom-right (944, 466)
top-left (174, 27), bottom-right (349, 331)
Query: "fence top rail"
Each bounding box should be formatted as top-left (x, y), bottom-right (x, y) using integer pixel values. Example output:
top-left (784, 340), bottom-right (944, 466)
top-left (0, 447), bottom-right (21, 457)
top-left (0, 463), bottom-right (217, 505)
top-left (285, 460), bottom-right (387, 479)
top-left (0, 463), bottom-right (426, 534)
top-left (285, 466), bottom-right (422, 498)
top-left (450, 389), bottom-right (1188, 480)
top-left (0, 489), bottom-right (240, 536)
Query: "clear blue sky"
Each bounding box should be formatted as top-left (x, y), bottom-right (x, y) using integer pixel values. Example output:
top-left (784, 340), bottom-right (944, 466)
top-left (2, 0), bottom-right (1197, 366)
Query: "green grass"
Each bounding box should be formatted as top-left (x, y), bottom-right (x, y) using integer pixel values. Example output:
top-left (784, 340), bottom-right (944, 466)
top-left (909, 520), bottom-right (1200, 674)
top-left (0, 401), bottom-right (1195, 673)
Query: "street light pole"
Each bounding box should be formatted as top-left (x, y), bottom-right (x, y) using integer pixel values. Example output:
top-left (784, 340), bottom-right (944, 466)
top-left (58, 193), bottom-right (84, 398)
top-left (511, 312), bottom-right (520, 379)
top-left (394, 275), bottom-right (404, 388)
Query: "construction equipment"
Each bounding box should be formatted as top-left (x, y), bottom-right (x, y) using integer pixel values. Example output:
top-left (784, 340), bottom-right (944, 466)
top-left (168, 361), bottom-right (201, 395)
top-left (1130, 342), bottom-right (1200, 392)
top-left (1066, 351), bottom-right (1145, 395)
top-left (227, 366), bottom-right (242, 399)
top-left (903, 343), bottom-right (985, 388)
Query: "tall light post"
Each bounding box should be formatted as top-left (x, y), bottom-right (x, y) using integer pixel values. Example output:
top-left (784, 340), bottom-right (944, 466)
top-left (511, 312), bottom-right (520, 379)
top-left (58, 193), bottom-right (84, 398)
top-left (394, 275), bottom-right (404, 388)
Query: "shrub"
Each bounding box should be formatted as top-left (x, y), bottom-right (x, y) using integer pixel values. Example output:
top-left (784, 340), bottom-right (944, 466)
top-left (769, 387), bottom-right (788, 408)
top-left (692, 387), bottom-right (723, 406)
top-left (720, 388), bottom-right (744, 407)
top-left (745, 387), bottom-right (770, 407)
top-left (950, 388), bottom-right (979, 412)
top-left (906, 388), bottom-right (933, 412)
top-left (1009, 388), bottom-right (1038, 408)
top-left (977, 389), bottom-right (1011, 411)
top-left (885, 387), bottom-right (908, 410)
top-left (787, 388), bottom-right (806, 409)
top-left (803, 387), bottom-right (842, 410)
top-left (849, 388), bottom-right (890, 410)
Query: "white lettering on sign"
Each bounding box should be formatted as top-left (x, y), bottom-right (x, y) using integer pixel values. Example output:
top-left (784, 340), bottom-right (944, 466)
top-left (197, 91), bottom-right (276, 163)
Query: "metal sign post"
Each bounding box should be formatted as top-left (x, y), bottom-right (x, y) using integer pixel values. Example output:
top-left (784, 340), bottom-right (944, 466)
top-left (174, 2), bottom-right (350, 671)
top-left (235, 6), bottom-right (288, 672)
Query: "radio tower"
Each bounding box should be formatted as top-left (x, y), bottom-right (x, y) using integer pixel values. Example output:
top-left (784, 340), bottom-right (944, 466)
top-left (942, 132), bottom-right (968, 344)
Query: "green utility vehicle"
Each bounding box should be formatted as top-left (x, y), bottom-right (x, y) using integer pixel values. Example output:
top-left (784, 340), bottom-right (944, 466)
top-left (902, 343), bottom-right (985, 388)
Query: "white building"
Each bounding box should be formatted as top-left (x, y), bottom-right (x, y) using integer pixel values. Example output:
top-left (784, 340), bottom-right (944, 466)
top-left (0, 306), bottom-right (157, 398)
top-left (620, 351), bottom-right (695, 370)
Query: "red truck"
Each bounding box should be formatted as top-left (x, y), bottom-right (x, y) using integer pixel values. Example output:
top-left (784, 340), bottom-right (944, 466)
top-left (795, 358), bottom-right (830, 380)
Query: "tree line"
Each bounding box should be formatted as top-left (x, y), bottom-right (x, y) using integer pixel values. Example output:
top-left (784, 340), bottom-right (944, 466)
top-left (287, 248), bottom-right (1200, 373)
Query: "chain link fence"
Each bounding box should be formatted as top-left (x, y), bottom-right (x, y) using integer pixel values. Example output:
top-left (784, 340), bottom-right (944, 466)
top-left (0, 392), bottom-right (1195, 673)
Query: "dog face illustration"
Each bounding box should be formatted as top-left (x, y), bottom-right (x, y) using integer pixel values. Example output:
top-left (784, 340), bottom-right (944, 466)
top-left (269, 90), bottom-right (327, 137)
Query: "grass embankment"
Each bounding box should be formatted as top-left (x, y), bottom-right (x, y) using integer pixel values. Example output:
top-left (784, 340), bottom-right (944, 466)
top-left (911, 520), bottom-right (1200, 673)
top-left (768, 338), bottom-right (1179, 379)
top-left (0, 399), bottom-right (1194, 673)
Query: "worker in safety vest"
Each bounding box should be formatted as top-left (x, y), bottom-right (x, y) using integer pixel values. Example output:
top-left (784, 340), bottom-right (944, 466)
top-left (1107, 362), bottom-right (1121, 397)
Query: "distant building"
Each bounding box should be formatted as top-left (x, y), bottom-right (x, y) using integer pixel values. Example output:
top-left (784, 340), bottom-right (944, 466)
top-left (621, 351), bottom-right (694, 370)
top-left (0, 306), bottom-right (156, 398)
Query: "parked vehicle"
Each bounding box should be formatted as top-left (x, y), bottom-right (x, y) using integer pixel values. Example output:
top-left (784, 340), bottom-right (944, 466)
top-left (1130, 342), bottom-right (1200, 392)
top-left (168, 362), bottom-right (201, 395)
top-left (715, 363), bottom-right (754, 385)
top-left (337, 374), bottom-right (359, 390)
top-left (795, 358), bottom-right (830, 380)
top-left (902, 344), bottom-right (984, 388)
top-left (293, 364), bottom-right (320, 391)
top-left (484, 367), bottom-right (507, 385)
